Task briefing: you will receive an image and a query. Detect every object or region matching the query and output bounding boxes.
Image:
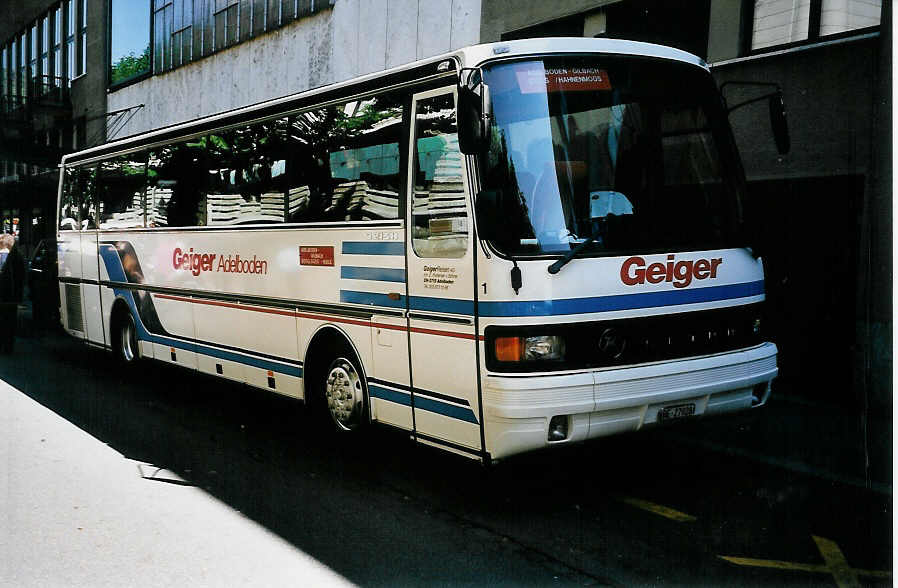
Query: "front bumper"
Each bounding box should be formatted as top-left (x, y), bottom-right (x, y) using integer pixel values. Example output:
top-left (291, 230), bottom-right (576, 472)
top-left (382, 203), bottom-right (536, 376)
top-left (483, 342), bottom-right (778, 460)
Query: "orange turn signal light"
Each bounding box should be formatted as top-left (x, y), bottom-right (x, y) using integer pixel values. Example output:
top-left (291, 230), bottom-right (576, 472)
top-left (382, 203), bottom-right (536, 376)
top-left (494, 336), bottom-right (524, 362)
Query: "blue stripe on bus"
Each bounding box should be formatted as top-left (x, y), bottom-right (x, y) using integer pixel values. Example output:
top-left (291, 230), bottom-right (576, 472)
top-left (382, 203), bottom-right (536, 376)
top-left (477, 280), bottom-right (766, 317)
top-left (414, 396), bottom-right (479, 424)
top-left (99, 244), bottom-right (303, 378)
top-left (368, 383), bottom-right (478, 424)
top-left (344, 281), bottom-right (762, 316)
top-left (340, 266), bottom-right (406, 283)
top-left (131, 298), bottom-right (303, 377)
top-left (99, 245), bottom-right (128, 283)
top-left (339, 290), bottom-right (405, 308)
top-left (368, 384), bottom-right (411, 406)
top-left (341, 241), bottom-right (404, 256)
top-left (339, 290), bottom-right (474, 314)
top-left (408, 296), bottom-right (476, 315)
top-left (368, 378), bottom-right (471, 407)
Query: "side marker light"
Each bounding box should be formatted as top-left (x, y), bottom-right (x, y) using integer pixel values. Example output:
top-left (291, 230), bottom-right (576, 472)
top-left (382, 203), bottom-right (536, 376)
top-left (495, 336), bottom-right (524, 362)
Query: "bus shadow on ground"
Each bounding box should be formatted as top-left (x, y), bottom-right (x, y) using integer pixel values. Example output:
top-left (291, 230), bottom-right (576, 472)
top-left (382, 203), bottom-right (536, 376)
top-left (3, 326), bottom-right (625, 583)
top-left (3, 324), bottom-right (891, 585)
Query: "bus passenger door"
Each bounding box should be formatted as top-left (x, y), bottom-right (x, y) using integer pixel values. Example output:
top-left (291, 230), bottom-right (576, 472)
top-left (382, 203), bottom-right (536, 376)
top-left (77, 165), bottom-right (105, 346)
top-left (57, 231), bottom-right (84, 337)
top-left (405, 88), bottom-right (482, 456)
top-left (80, 228), bottom-right (105, 346)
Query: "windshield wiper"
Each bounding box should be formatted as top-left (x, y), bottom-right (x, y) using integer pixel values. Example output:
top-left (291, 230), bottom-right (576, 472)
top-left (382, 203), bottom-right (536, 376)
top-left (547, 234), bottom-right (598, 275)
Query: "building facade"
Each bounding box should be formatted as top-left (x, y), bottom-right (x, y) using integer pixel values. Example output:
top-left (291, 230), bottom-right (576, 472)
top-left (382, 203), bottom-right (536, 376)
top-left (1, 0), bottom-right (104, 251)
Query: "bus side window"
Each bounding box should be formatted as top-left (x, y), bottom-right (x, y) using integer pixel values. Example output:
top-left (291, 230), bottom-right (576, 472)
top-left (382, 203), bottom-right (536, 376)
top-left (284, 109), bottom-right (329, 223)
top-left (147, 142), bottom-right (205, 228)
top-left (411, 93), bottom-right (468, 259)
top-left (203, 119), bottom-right (291, 226)
top-left (59, 166), bottom-right (80, 231)
top-left (285, 92), bottom-right (403, 224)
top-left (97, 152), bottom-right (147, 230)
top-left (78, 166), bottom-right (98, 230)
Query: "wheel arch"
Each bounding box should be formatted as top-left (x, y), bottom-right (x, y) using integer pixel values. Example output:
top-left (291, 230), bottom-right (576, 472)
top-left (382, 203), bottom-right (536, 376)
top-left (107, 295), bottom-right (133, 346)
top-left (302, 324), bottom-right (369, 404)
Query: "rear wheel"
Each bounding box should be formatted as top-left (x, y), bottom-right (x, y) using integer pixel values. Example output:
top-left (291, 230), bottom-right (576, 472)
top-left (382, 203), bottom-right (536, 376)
top-left (322, 353), bottom-right (367, 431)
top-left (114, 311), bottom-right (139, 364)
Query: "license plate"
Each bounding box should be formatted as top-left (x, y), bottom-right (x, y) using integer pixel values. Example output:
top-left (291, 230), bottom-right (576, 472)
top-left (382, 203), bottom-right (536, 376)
top-left (658, 403), bottom-right (695, 421)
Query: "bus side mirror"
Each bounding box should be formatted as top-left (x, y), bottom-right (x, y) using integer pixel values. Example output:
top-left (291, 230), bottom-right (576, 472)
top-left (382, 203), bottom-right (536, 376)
top-left (721, 81), bottom-right (791, 155)
top-left (769, 92), bottom-right (790, 155)
top-left (475, 190), bottom-right (501, 241)
top-left (458, 69), bottom-right (491, 155)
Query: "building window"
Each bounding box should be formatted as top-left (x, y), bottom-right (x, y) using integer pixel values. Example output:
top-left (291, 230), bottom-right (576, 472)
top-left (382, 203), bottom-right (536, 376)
top-left (110, 0), bottom-right (151, 85)
top-left (1, 46), bottom-right (7, 100)
top-left (820, 0), bottom-right (882, 35)
top-left (66, 0), bottom-right (75, 81)
top-left (8, 40), bottom-right (15, 99)
top-left (19, 33), bottom-right (27, 98)
top-left (53, 7), bottom-right (62, 81)
top-left (748, 0), bottom-right (881, 51)
top-left (41, 16), bottom-right (49, 81)
top-left (78, 0), bottom-right (87, 76)
top-left (214, 0), bottom-right (240, 51)
top-left (30, 24), bottom-right (38, 87)
top-left (136, 0), bottom-right (326, 81)
top-left (171, 0), bottom-right (193, 67)
top-left (153, 0), bottom-right (172, 73)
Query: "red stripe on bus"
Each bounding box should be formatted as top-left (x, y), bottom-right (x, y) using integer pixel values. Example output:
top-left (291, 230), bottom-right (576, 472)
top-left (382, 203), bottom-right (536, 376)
top-left (155, 293), bottom-right (295, 317)
top-left (408, 327), bottom-right (479, 340)
top-left (151, 293), bottom-right (484, 340)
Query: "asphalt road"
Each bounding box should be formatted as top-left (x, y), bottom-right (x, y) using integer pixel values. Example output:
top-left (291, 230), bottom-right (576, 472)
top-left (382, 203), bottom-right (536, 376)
top-left (1, 323), bottom-right (891, 586)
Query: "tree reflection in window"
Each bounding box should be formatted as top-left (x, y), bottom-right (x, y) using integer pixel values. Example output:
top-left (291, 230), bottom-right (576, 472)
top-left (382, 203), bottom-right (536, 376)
top-left (97, 153), bottom-right (147, 229)
top-left (286, 92), bottom-right (404, 223)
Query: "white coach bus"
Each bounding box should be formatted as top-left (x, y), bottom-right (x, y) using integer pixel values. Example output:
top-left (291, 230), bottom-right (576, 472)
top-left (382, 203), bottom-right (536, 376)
top-left (56, 38), bottom-right (782, 462)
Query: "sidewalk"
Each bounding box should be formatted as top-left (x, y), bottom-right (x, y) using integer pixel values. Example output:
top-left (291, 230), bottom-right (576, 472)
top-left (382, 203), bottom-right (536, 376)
top-left (0, 376), bottom-right (351, 587)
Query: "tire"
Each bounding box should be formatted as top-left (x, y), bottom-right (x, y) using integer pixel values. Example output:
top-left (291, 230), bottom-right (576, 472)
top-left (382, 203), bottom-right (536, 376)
top-left (321, 350), bottom-right (367, 432)
top-left (114, 311), bottom-right (140, 365)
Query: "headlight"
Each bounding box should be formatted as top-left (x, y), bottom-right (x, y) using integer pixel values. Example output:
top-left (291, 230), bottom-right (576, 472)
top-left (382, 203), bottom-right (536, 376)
top-left (494, 335), bottom-right (565, 362)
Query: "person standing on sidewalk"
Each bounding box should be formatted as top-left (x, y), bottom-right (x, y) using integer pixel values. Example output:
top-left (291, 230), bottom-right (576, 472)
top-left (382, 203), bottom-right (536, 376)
top-left (0, 233), bottom-right (25, 352)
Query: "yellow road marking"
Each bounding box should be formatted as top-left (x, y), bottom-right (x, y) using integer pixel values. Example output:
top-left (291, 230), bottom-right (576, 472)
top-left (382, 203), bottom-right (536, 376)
top-left (720, 556), bottom-right (828, 573)
top-left (615, 496), bottom-right (696, 522)
top-left (813, 535), bottom-right (860, 587)
top-left (720, 535), bottom-right (890, 588)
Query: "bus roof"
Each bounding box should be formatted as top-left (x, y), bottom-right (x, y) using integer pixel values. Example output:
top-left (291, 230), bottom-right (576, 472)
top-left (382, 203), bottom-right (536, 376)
top-left (63, 37), bottom-right (707, 166)
top-left (455, 37), bottom-right (707, 71)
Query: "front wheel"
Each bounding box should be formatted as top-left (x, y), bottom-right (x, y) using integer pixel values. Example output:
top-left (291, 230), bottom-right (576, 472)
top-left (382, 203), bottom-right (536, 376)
top-left (323, 355), bottom-right (366, 431)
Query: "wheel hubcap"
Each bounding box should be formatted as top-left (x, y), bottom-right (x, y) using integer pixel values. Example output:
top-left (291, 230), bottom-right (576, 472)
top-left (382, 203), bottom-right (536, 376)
top-left (325, 358), bottom-right (363, 430)
top-left (121, 320), bottom-right (136, 362)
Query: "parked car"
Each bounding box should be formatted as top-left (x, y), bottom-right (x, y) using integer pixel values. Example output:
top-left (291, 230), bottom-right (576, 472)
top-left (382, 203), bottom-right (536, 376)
top-left (28, 239), bottom-right (59, 326)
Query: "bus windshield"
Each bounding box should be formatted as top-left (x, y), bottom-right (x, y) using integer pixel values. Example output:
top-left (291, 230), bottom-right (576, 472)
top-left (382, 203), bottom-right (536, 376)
top-left (478, 56), bottom-right (743, 257)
